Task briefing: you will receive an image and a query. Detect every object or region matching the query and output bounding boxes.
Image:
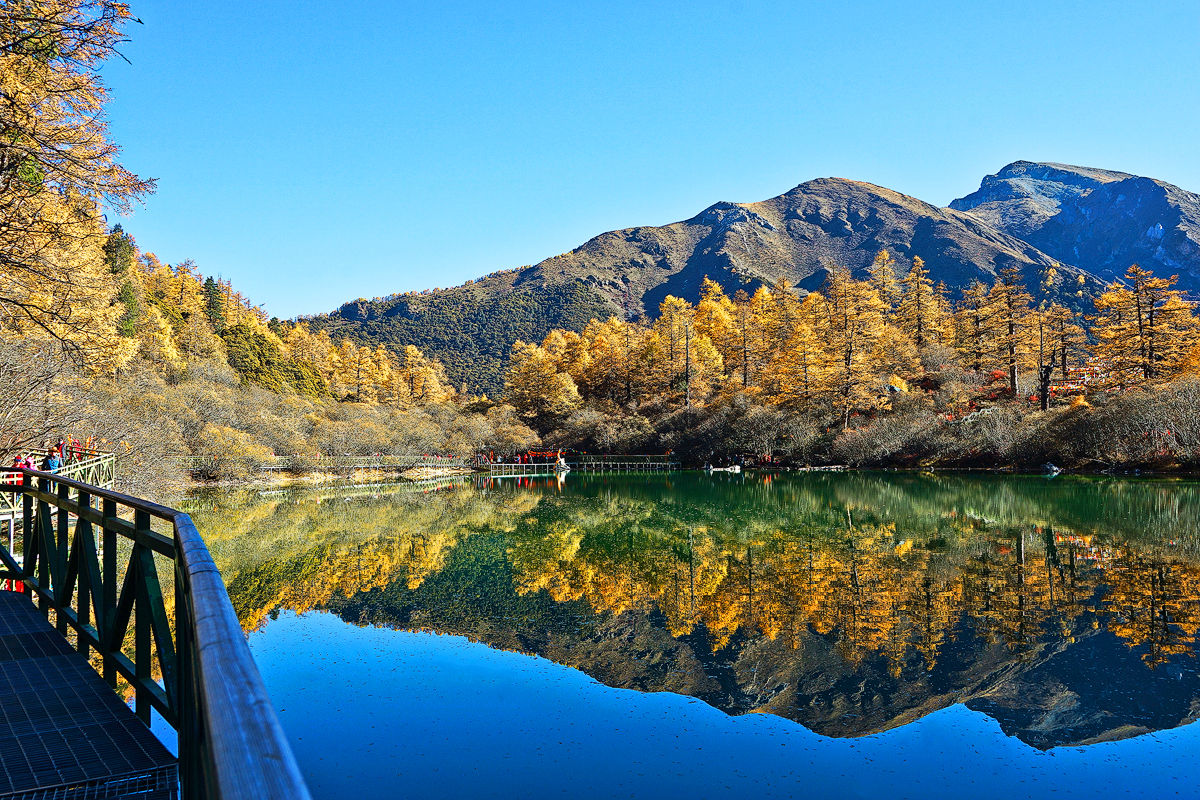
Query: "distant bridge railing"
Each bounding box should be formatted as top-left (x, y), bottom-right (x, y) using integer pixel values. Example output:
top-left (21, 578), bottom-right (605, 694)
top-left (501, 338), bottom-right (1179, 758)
top-left (0, 450), bottom-right (116, 516)
top-left (567, 455), bottom-right (680, 473)
top-left (0, 469), bottom-right (311, 799)
top-left (488, 462), bottom-right (563, 477)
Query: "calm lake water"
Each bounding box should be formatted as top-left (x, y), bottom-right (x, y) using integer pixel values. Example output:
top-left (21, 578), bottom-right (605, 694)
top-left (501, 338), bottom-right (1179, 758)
top-left (184, 472), bottom-right (1200, 799)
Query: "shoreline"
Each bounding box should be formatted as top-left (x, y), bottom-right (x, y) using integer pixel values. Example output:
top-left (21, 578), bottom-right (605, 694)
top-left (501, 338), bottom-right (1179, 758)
top-left (185, 462), bottom-right (1200, 492)
top-left (187, 465), bottom-right (477, 490)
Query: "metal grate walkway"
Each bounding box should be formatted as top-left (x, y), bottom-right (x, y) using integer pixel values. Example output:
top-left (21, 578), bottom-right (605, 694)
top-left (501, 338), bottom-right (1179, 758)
top-left (0, 591), bottom-right (177, 799)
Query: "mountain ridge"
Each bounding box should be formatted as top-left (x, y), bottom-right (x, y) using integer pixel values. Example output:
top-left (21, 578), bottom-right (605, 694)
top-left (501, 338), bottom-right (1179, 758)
top-left (309, 161), bottom-right (1200, 393)
top-left (951, 160), bottom-right (1200, 286)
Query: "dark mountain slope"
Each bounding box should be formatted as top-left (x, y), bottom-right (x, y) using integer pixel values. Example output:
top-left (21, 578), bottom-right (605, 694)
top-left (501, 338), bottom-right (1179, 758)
top-left (952, 160), bottom-right (1200, 290)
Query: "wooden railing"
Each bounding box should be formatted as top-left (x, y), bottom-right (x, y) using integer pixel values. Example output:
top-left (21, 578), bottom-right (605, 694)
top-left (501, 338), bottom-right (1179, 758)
top-left (488, 462), bottom-right (565, 477)
top-left (567, 454), bottom-right (680, 472)
top-left (0, 449), bottom-right (116, 515)
top-left (0, 469), bottom-right (311, 799)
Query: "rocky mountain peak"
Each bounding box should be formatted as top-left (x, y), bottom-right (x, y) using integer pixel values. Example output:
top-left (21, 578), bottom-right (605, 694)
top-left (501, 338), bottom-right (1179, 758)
top-left (952, 161), bottom-right (1200, 287)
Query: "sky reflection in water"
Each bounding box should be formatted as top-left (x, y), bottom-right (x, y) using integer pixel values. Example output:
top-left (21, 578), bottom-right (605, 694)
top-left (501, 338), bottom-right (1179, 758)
top-left (252, 611), bottom-right (1196, 800)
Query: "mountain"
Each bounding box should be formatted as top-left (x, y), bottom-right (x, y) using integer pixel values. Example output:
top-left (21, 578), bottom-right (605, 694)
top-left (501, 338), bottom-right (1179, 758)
top-left (309, 175), bottom-right (1101, 393)
top-left (523, 177), bottom-right (1090, 308)
top-left (951, 160), bottom-right (1200, 290)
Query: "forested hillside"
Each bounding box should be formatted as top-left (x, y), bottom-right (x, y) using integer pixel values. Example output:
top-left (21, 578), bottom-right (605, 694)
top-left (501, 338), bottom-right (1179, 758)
top-left (499, 253), bottom-right (1200, 471)
top-left (310, 274), bottom-right (611, 394)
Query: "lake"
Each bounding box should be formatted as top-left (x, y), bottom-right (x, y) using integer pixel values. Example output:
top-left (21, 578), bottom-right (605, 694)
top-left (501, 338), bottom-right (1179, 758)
top-left (184, 472), bottom-right (1200, 799)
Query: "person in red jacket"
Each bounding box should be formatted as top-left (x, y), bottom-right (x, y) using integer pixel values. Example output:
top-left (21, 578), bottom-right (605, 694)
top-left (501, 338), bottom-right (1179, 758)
top-left (7, 456), bottom-right (22, 484)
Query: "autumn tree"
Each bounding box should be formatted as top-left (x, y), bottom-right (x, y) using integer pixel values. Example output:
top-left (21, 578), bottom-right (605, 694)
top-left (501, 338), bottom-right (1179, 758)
top-left (1091, 266), bottom-right (1197, 388)
top-left (395, 344), bottom-right (453, 405)
top-left (576, 316), bottom-right (641, 405)
top-left (731, 289), bottom-right (757, 388)
top-left (651, 296), bottom-right (722, 406)
top-left (897, 256), bottom-right (942, 349)
top-left (954, 280), bottom-right (995, 374)
top-left (693, 278), bottom-right (739, 380)
top-left (333, 339), bottom-right (376, 401)
top-left (987, 267), bottom-right (1033, 396)
top-left (819, 265), bottom-right (889, 428)
top-left (867, 249), bottom-right (901, 313)
top-left (1031, 303), bottom-right (1084, 409)
top-left (0, 1), bottom-right (152, 357)
top-left (772, 306), bottom-right (829, 409)
top-left (504, 341), bottom-right (581, 427)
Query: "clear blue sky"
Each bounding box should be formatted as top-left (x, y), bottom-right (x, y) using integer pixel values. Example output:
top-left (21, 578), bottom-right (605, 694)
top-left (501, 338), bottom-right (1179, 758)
top-left (105, 0), bottom-right (1200, 318)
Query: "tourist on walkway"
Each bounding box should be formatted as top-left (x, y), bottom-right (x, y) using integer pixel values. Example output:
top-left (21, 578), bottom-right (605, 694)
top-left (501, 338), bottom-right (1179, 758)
top-left (42, 451), bottom-right (62, 474)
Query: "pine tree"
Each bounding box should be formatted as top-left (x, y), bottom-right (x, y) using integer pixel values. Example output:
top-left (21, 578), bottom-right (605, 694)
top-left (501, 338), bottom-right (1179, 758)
top-left (1091, 266), bottom-right (1198, 388)
top-left (819, 265), bottom-right (889, 428)
top-left (897, 256), bottom-right (941, 349)
top-left (202, 276), bottom-right (226, 331)
top-left (867, 250), bottom-right (901, 313)
top-left (987, 267), bottom-right (1033, 396)
top-left (954, 281), bottom-right (994, 374)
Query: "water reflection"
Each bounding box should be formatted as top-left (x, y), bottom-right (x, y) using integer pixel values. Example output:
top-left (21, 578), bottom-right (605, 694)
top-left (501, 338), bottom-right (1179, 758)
top-left (185, 472), bottom-right (1200, 750)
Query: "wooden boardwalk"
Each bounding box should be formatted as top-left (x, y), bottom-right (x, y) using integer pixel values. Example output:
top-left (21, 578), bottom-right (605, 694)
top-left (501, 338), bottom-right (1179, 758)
top-left (487, 463), bottom-right (565, 477)
top-left (0, 466), bottom-right (310, 798)
top-left (568, 455), bottom-right (679, 473)
top-left (0, 590), bottom-right (176, 799)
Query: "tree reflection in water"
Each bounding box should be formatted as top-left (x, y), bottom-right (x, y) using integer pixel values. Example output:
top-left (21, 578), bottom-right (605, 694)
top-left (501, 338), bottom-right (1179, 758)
top-left (185, 472), bottom-right (1200, 749)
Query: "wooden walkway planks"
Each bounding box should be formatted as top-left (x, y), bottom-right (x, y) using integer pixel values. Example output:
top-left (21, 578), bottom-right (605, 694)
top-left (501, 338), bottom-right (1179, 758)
top-left (0, 591), bottom-right (177, 799)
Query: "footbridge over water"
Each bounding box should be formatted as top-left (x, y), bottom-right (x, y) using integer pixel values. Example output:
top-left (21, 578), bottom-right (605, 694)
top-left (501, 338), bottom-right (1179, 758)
top-left (0, 466), bottom-right (310, 799)
top-left (486, 454), bottom-right (681, 478)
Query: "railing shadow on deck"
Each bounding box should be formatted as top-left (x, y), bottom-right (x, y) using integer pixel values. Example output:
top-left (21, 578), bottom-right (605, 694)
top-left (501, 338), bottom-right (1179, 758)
top-left (0, 468), bottom-right (312, 800)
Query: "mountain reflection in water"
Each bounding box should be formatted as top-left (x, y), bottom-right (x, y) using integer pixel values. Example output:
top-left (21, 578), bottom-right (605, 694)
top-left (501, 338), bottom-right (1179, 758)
top-left (186, 472), bottom-right (1200, 751)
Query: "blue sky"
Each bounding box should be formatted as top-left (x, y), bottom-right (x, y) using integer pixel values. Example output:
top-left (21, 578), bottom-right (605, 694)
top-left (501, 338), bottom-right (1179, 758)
top-left (105, 1), bottom-right (1200, 318)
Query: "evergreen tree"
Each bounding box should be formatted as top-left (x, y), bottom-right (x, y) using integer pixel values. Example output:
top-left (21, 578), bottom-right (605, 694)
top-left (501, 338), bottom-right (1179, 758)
top-left (203, 276), bottom-right (227, 331)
